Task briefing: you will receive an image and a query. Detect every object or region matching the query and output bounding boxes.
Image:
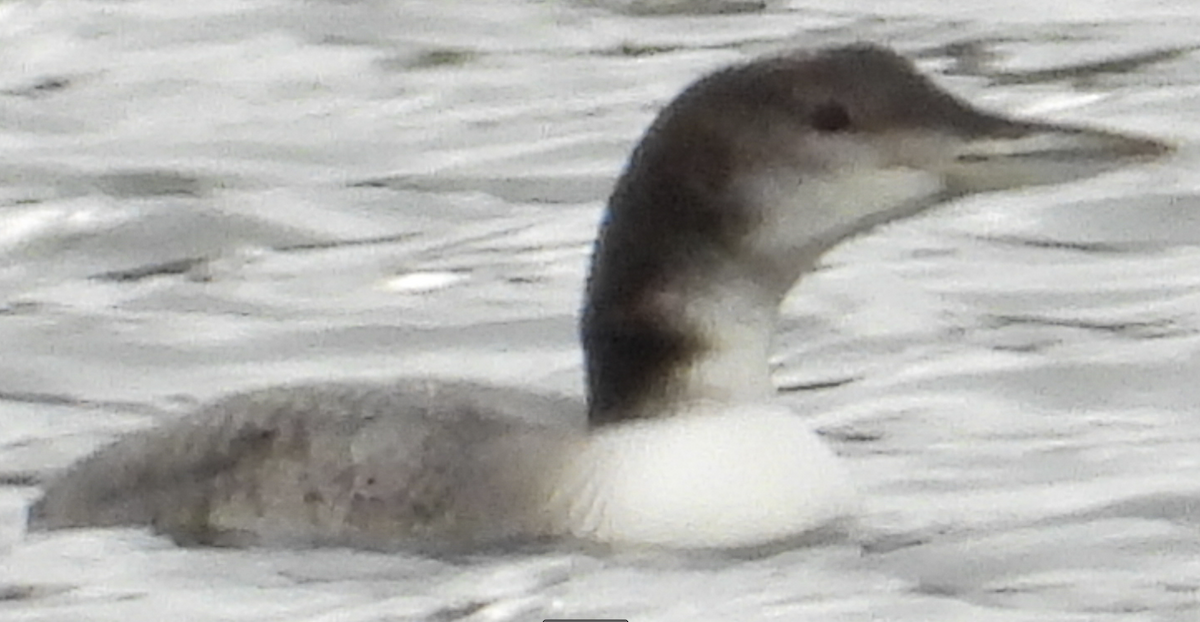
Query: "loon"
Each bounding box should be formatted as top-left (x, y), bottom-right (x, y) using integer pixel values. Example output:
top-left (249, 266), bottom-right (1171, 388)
top-left (26, 45), bottom-right (1169, 554)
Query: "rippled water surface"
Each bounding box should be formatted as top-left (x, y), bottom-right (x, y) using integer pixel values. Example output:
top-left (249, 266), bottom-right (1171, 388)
top-left (2, 1), bottom-right (1200, 620)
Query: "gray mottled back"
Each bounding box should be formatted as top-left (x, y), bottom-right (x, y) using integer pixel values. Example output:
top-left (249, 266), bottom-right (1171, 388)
top-left (29, 380), bottom-right (584, 553)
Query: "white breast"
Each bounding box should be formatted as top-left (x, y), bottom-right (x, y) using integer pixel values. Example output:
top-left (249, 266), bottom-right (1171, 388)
top-left (554, 403), bottom-right (858, 549)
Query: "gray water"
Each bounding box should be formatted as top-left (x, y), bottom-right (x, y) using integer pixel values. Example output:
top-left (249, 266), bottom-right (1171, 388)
top-left (2, 0), bottom-right (1200, 620)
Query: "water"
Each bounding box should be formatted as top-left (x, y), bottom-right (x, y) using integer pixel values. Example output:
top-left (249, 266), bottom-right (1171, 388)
top-left (1, 0), bottom-right (1199, 620)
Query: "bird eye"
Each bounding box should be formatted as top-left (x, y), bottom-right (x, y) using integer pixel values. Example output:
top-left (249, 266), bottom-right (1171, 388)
top-left (810, 101), bottom-right (851, 133)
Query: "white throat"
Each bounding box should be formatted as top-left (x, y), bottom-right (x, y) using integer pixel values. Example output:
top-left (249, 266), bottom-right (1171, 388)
top-left (673, 277), bottom-right (779, 406)
top-left (741, 162), bottom-right (946, 267)
top-left (668, 164), bottom-right (944, 408)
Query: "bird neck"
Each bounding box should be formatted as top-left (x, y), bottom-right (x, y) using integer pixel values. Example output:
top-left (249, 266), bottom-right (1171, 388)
top-left (579, 151), bottom-right (944, 427)
top-left (580, 141), bottom-right (809, 427)
top-left (583, 261), bottom-right (784, 427)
